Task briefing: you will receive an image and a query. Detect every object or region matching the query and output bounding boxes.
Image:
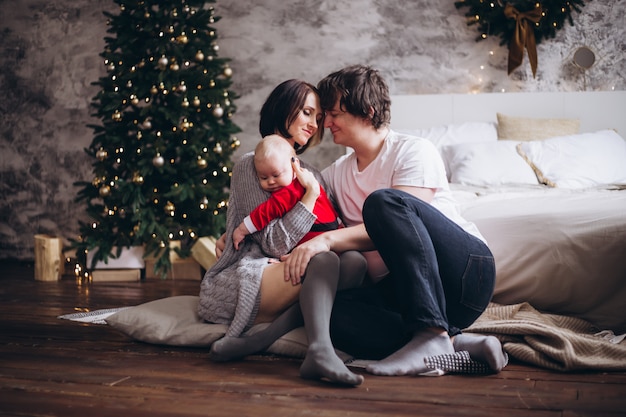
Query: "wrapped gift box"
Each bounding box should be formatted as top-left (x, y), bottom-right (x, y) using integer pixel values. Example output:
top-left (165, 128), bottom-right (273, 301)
top-left (190, 236), bottom-right (218, 271)
top-left (145, 257), bottom-right (201, 280)
top-left (145, 241), bottom-right (201, 280)
top-left (34, 234), bottom-right (63, 281)
top-left (91, 269), bottom-right (141, 282)
top-left (87, 246), bottom-right (145, 269)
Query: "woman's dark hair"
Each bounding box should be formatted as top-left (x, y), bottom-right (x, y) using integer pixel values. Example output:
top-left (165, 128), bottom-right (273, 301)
top-left (259, 79), bottom-right (323, 155)
top-left (317, 65), bottom-right (391, 129)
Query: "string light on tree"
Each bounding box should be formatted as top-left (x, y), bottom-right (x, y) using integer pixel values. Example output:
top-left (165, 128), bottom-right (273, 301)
top-left (72, 0), bottom-right (240, 278)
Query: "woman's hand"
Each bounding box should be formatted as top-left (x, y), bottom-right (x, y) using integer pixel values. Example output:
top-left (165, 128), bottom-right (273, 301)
top-left (281, 236), bottom-right (331, 285)
top-left (215, 233), bottom-right (226, 259)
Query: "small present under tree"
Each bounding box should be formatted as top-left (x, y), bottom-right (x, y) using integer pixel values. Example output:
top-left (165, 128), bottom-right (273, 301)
top-left (74, 0), bottom-right (240, 278)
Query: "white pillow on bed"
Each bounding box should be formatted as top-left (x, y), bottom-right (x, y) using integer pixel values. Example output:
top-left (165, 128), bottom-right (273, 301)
top-left (442, 140), bottom-right (538, 186)
top-left (516, 130), bottom-right (626, 188)
top-left (397, 121), bottom-right (497, 150)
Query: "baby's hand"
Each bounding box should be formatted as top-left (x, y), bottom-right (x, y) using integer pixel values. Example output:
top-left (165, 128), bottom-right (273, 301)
top-left (292, 158), bottom-right (320, 194)
top-left (232, 223), bottom-right (248, 250)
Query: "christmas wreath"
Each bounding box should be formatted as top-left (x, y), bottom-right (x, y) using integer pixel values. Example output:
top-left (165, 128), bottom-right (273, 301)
top-left (454, 0), bottom-right (588, 76)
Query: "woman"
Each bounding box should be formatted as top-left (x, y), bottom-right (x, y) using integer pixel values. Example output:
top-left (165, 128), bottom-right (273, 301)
top-left (283, 65), bottom-right (508, 376)
top-left (198, 79), bottom-right (366, 386)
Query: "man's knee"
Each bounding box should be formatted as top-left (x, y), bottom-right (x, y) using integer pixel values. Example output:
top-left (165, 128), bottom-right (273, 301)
top-left (363, 189), bottom-right (395, 219)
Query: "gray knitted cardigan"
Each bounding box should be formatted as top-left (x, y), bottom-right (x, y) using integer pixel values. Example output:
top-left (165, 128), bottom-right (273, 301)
top-left (197, 152), bottom-right (319, 337)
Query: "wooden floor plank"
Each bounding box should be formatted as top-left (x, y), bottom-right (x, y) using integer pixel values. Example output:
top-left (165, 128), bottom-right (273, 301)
top-left (1, 260), bottom-right (625, 417)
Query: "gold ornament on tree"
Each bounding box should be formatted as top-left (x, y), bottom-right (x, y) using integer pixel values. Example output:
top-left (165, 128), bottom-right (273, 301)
top-left (197, 157), bottom-right (208, 168)
top-left (99, 185), bottom-right (111, 197)
top-left (96, 148), bottom-right (108, 161)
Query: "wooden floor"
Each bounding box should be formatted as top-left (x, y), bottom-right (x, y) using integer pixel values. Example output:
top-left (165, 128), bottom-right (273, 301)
top-left (1, 260), bottom-right (625, 417)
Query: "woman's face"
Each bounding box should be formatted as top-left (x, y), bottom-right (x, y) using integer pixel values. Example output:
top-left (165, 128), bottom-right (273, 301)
top-left (286, 92), bottom-right (323, 148)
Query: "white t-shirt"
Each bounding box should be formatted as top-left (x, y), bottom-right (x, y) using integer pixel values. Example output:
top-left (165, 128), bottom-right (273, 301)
top-left (322, 130), bottom-right (485, 279)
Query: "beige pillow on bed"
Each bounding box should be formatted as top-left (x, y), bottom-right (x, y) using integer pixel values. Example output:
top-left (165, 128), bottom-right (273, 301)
top-left (105, 295), bottom-right (321, 359)
top-left (497, 113), bottom-right (580, 141)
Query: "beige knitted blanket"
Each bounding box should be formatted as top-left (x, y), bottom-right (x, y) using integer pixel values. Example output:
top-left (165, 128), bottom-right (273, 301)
top-left (465, 302), bottom-right (626, 371)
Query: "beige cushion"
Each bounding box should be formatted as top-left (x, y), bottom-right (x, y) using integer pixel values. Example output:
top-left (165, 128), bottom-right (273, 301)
top-left (105, 295), bottom-right (348, 360)
top-left (497, 113), bottom-right (580, 141)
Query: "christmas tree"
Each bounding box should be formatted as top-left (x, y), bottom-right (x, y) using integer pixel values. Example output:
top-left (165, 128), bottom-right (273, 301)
top-left (74, 0), bottom-right (240, 278)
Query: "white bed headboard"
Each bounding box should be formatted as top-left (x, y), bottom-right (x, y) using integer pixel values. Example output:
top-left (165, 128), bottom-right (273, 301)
top-left (390, 91), bottom-right (626, 137)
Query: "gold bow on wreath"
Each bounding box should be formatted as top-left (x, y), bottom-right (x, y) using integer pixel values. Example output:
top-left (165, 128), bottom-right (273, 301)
top-left (504, 2), bottom-right (543, 77)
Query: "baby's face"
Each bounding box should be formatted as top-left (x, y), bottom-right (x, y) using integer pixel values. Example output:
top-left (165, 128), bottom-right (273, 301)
top-left (255, 155), bottom-right (294, 192)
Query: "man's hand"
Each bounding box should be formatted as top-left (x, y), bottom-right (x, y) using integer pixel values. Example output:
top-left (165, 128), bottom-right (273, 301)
top-left (281, 236), bottom-right (331, 285)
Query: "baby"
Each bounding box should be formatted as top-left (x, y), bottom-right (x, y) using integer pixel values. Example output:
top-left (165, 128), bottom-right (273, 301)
top-left (232, 134), bottom-right (341, 250)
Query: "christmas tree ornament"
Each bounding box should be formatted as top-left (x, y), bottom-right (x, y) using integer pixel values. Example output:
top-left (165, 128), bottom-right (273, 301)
top-left (99, 185), bottom-right (111, 197)
top-left (158, 55), bottom-right (168, 70)
top-left (164, 201), bottom-right (175, 215)
top-left (223, 66), bottom-right (233, 77)
top-left (132, 172), bottom-right (144, 184)
top-left (177, 34), bottom-right (188, 44)
top-left (179, 82), bottom-right (187, 92)
top-left (150, 85), bottom-right (158, 95)
top-left (96, 149), bottom-right (108, 161)
top-left (193, 96), bottom-right (200, 107)
top-left (212, 105), bottom-right (224, 118)
top-left (195, 50), bottom-right (205, 62)
top-left (213, 143), bottom-right (223, 154)
top-left (152, 153), bottom-right (165, 167)
top-left (182, 97), bottom-right (189, 108)
top-left (170, 62), bottom-right (180, 71)
top-left (197, 157), bottom-right (208, 168)
top-left (143, 119), bottom-right (152, 129)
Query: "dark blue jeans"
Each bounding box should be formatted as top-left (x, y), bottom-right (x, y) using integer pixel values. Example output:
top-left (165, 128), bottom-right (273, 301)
top-left (330, 189), bottom-right (495, 359)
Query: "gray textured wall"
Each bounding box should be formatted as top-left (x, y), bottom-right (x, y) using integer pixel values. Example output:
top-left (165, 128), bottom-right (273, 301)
top-left (1, 0), bottom-right (624, 260)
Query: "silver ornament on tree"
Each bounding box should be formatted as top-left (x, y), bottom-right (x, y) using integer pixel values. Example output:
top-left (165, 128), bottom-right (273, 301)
top-left (158, 55), bottom-right (169, 70)
top-left (153, 153), bottom-right (165, 167)
top-left (212, 105), bottom-right (224, 118)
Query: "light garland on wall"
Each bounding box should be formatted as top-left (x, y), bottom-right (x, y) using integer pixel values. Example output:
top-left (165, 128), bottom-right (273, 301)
top-left (454, 0), bottom-right (588, 77)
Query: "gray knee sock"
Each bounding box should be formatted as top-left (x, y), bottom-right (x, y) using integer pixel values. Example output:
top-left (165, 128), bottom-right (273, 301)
top-left (299, 252), bottom-right (363, 385)
top-left (209, 303), bottom-right (303, 362)
top-left (337, 251), bottom-right (367, 290)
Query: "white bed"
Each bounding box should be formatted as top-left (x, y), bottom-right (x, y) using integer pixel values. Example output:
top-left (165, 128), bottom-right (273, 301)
top-left (391, 91), bottom-right (626, 333)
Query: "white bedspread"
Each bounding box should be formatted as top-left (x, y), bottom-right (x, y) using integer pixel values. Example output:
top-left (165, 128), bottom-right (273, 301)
top-left (455, 184), bottom-right (626, 333)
